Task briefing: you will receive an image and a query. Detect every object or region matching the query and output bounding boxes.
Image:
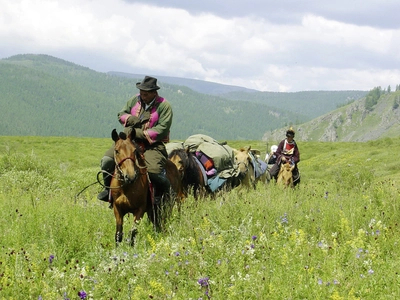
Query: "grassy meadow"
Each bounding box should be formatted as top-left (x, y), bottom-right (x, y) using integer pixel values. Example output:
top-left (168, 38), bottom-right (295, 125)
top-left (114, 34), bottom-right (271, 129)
top-left (0, 135), bottom-right (399, 299)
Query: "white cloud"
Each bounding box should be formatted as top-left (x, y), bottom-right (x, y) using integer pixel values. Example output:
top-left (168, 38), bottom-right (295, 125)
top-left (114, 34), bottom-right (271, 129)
top-left (1, 0), bottom-right (400, 92)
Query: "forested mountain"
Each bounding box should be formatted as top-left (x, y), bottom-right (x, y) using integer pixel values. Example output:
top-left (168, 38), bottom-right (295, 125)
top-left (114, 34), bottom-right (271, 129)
top-left (1, 54), bottom-right (368, 140)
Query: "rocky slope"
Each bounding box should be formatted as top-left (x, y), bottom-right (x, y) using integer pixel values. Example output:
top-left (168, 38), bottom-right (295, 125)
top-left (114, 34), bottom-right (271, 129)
top-left (263, 91), bottom-right (400, 142)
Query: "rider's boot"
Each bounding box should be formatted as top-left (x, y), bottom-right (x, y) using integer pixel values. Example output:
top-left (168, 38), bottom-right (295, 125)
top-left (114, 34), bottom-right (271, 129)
top-left (148, 170), bottom-right (171, 205)
top-left (97, 156), bottom-right (115, 202)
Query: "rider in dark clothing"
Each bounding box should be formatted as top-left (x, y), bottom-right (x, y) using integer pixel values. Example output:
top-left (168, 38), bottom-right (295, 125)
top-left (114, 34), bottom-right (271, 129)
top-left (97, 76), bottom-right (173, 203)
top-left (268, 128), bottom-right (300, 182)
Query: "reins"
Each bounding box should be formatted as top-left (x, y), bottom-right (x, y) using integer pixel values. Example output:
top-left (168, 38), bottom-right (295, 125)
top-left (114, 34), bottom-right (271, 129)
top-left (75, 140), bottom-right (149, 204)
top-left (74, 169), bottom-right (115, 204)
top-left (114, 151), bottom-right (147, 186)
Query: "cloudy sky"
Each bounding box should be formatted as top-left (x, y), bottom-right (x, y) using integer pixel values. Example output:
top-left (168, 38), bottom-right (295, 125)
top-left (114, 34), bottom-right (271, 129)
top-left (1, 0), bottom-right (400, 92)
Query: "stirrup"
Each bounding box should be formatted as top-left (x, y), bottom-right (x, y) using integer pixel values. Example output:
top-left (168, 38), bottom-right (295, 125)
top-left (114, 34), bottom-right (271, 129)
top-left (154, 196), bottom-right (162, 206)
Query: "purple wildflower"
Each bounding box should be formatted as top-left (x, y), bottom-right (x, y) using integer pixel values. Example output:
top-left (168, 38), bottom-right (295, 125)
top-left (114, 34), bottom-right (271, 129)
top-left (197, 277), bottom-right (209, 287)
top-left (49, 254), bottom-right (55, 263)
top-left (198, 277), bottom-right (211, 299)
top-left (78, 291), bottom-right (87, 299)
top-left (281, 213), bottom-right (288, 224)
top-left (252, 235), bottom-right (257, 241)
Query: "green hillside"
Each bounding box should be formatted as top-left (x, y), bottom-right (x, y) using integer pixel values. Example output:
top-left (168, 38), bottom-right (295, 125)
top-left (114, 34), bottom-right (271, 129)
top-left (0, 54), bottom-right (297, 140)
top-left (264, 88), bottom-right (400, 142)
top-left (1, 54), bottom-right (368, 140)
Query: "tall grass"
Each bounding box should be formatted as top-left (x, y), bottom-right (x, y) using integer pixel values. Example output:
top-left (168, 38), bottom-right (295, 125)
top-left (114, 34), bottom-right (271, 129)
top-left (0, 136), bottom-right (399, 299)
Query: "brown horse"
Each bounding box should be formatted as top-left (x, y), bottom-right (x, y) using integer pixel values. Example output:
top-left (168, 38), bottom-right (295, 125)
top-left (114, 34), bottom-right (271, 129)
top-left (234, 146), bottom-right (267, 190)
top-left (277, 161), bottom-right (295, 188)
top-left (110, 129), bottom-right (184, 246)
top-left (168, 148), bottom-right (207, 199)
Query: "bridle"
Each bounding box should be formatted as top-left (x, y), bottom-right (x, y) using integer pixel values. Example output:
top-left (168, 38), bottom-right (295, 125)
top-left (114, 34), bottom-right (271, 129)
top-left (236, 154), bottom-right (251, 175)
top-left (114, 147), bottom-right (147, 187)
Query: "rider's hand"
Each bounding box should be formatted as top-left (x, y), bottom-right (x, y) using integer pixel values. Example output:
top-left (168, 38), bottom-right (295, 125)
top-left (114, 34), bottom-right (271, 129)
top-left (125, 115), bottom-right (140, 127)
top-left (281, 157), bottom-right (287, 162)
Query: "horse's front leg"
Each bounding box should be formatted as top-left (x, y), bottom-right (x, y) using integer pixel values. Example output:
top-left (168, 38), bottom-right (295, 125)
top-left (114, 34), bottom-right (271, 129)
top-left (129, 219), bottom-right (140, 247)
top-left (114, 207), bottom-right (124, 246)
top-left (129, 212), bottom-right (145, 247)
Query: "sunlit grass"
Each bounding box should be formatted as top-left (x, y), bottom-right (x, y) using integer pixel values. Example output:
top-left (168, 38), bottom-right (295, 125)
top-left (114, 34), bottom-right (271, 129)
top-left (0, 136), bottom-right (399, 299)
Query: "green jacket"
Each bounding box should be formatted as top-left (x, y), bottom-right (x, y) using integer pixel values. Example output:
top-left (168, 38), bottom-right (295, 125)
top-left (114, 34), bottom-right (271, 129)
top-left (118, 94), bottom-right (173, 144)
top-left (117, 94), bottom-right (173, 173)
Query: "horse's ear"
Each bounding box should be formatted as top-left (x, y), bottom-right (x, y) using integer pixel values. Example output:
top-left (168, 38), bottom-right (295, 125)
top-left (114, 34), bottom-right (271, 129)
top-left (119, 132), bottom-right (127, 140)
top-left (112, 129), bottom-right (119, 142)
top-left (185, 147), bottom-right (190, 153)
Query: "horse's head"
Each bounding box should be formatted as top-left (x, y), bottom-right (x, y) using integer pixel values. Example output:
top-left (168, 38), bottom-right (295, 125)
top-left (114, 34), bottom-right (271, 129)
top-left (112, 129), bottom-right (143, 185)
top-left (235, 146), bottom-right (252, 175)
top-left (277, 162), bottom-right (295, 188)
top-left (168, 148), bottom-right (188, 179)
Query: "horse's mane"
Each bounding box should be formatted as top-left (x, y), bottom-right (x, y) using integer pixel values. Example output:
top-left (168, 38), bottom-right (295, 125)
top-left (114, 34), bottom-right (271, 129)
top-left (131, 139), bottom-right (144, 156)
top-left (167, 148), bottom-right (184, 161)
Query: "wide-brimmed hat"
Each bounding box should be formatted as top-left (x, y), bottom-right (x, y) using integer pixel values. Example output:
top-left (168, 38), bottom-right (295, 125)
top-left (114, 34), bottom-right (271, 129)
top-left (136, 76), bottom-right (160, 91)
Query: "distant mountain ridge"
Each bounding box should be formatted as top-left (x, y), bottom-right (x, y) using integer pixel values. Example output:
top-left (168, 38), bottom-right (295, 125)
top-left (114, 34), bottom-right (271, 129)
top-left (109, 71), bottom-right (367, 120)
top-left (2, 53), bottom-right (390, 142)
top-left (109, 72), bottom-right (257, 95)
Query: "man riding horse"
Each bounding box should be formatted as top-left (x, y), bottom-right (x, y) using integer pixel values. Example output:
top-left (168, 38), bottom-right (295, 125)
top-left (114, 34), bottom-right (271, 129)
top-left (98, 76), bottom-right (173, 205)
top-left (267, 127), bottom-right (300, 185)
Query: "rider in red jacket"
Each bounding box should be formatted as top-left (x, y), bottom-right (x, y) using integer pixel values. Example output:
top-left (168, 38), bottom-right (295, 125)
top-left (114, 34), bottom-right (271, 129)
top-left (268, 128), bottom-right (300, 184)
